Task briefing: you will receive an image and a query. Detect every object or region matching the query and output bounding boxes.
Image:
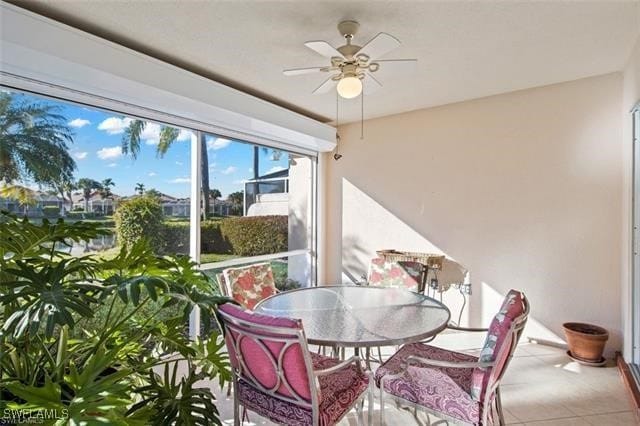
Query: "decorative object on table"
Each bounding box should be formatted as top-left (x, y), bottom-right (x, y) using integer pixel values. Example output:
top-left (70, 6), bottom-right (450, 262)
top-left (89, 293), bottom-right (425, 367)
top-left (563, 322), bottom-right (609, 365)
top-left (222, 262), bottom-right (278, 310)
top-left (375, 289), bottom-right (529, 426)
top-left (217, 303), bottom-right (373, 426)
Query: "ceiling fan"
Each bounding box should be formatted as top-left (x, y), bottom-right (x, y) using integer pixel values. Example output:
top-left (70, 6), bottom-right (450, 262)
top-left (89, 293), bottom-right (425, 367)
top-left (283, 21), bottom-right (417, 99)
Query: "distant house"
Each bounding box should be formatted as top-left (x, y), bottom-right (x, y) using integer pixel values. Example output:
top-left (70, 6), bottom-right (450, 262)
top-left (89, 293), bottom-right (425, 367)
top-left (0, 186), bottom-right (64, 217)
top-left (71, 191), bottom-right (119, 215)
top-left (155, 192), bottom-right (190, 217)
top-left (244, 168), bottom-right (289, 216)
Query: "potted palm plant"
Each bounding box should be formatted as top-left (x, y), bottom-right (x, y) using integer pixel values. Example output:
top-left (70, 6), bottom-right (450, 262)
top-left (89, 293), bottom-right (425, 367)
top-left (0, 212), bottom-right (231, 424)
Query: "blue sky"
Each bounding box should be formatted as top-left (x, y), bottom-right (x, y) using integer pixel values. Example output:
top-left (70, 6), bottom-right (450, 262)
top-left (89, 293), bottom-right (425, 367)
top-left (12, 90), bottom-right (290, 199)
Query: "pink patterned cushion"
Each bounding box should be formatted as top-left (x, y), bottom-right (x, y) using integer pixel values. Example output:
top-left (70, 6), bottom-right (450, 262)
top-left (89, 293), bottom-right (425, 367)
top-left (237, 353), bottom-right (369, 426)
top-left (374, 343), bottom-right (480, 424)
top-left (223, 263), bottom-right (277, 310)
top-left (367, 257), bottom-right (424, 292)
top-left (470, 290), bottom-right (525, 400)
top-left (218, 303), bottom-right (312, 401)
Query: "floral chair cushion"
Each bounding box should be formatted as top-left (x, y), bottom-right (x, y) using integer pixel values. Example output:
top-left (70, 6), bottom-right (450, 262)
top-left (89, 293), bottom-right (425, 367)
top-left (237, 352), bottom-right (369, 426)
top-left (374, 343), bottom-right (481, 424)
top-left (470, 289), bottom-right (525, 401)
top-left (367, 257), bottom-right (424, 292)
top-left (223, 263), bottom-right (277, 310)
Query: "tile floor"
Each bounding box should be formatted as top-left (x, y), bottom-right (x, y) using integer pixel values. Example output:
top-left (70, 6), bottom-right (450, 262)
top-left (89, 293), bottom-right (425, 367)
top-left (215, 330), bottom-right (638, 425)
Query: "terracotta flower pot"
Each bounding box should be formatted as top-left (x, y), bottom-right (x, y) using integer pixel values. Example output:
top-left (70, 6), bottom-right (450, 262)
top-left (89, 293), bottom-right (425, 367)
top-left (562, 322), bottom-right (608, 363)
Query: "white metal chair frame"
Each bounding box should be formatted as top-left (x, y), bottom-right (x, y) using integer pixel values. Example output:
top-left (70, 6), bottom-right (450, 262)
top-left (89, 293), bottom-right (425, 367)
top-left (378, 295), bottom-right (530, 426)
top-left (218, 308), bottom-right (374, 426)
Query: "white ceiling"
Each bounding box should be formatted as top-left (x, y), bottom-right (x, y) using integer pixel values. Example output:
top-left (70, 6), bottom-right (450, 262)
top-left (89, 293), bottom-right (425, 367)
top-left (9, 0), bottom-right (640, 124)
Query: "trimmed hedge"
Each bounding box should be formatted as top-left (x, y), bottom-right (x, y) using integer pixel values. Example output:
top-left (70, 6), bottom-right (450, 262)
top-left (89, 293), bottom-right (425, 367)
top-left (66, 211), bottom-right (97, 220)
top-left (161, 220), bottom-right (232, 255)
top-left (159, 215), bottom-right (287, 257)
top-left (220, 215), bottom-right (287, 257)
top-left (161, 221), bottom-right (190, 255)
top-left (114, 195), bottom-right (164, 252)
top-left (42, 206), bottom-right (60, 218)
top-left (201, 220), bottom-right (232, 254)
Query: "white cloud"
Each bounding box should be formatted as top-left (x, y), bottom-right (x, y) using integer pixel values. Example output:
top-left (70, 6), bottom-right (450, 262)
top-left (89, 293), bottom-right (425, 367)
top-left (97, 146), bottom-right (123, 160)
top-left (148, 172), bottom-right (157, 177)
top-left (169, 177), bottom-right (190, 184)
top-left (208, 162), bottom-right (218, 170)
top-left (266, 166), bottom-right (286, 174)
top-left (69, 118), bottom-right (91, 128)
top-left (107, 163), bottom-right (118, 168)
top-left (220, 166), bottom-right (237, 175)
top-left (72, 151), bottom-right (88, 160)
top-left (97, 117), bottom-right (132, 135)
top-left (176, 161), bottom-right (184, 166)
top-left (248, 168), bottom-right (253, 173)
top-left (232, 179), bottom-right (247, 185)
top-left (207, 137), bottom-right (231, 150)
top-left (177, 129), bottom-right (192, 141)
top-left (141, 123), bottom-right (162, 145)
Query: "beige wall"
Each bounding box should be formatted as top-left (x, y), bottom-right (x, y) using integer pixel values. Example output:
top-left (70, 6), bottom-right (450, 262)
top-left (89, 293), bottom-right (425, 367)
top-left (622, 33), bottom-right (640, 360)
top-left (325, 73), bottom-right (624, 355)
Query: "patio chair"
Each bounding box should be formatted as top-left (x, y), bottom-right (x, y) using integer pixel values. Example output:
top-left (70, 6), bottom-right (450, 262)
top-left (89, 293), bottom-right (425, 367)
top-left (367, 257), bottom-right (425, 292)
top-left (375, 289), bottom-right (529, 425)
top-left (364, 257), bottom-right (425, 366)
top-left (221, 262), bottom-right (278, 310)
top-left (217, 303), bottom-right (374, 426)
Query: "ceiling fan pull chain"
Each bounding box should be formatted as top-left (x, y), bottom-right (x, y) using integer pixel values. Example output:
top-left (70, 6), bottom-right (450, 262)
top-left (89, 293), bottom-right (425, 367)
top-left (361, 86), bottom-right (364, 140)
top-left (334, 91), bottom-right (342, 160)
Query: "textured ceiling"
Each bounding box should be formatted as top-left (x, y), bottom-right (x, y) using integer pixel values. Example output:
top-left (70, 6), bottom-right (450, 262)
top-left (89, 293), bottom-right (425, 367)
top-left (8, 0), bottom-right (640, 124)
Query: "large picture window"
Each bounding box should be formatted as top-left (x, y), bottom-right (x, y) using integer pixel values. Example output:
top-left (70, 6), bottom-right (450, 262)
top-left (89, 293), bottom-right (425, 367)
top-left (0, 88), bottom-right (317, 296)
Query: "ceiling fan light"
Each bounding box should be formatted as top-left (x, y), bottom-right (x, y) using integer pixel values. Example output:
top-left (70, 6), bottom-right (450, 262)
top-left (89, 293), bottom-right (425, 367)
top-left (337, 76), bottom-right (362, 99)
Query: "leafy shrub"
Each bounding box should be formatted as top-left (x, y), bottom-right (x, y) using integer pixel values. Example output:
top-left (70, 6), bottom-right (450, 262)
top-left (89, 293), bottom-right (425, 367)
top-left (0, 212), bottom-right (231, 424)
top-left (42, 205), bottom-right (60, 217)
top-left (114, 195), bottom-right (164, 252)
top-left (220, 215), bottom-right (287, 256)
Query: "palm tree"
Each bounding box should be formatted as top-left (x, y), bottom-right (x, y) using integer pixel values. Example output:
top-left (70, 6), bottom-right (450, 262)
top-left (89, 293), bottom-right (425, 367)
top-left (209, 188), bottom-right (222, 216)
top-left (135, 183), bottom-right (145, 195)
top-left (227, 191), bottom-right (244, 216)
top-left (100, 178), bottom-right (115, 199)
top-left (121, 122), bottom-right (212, 218)
top-left (51, 177), bottom-right (75, 212)
top-left (0, 92), bottom-right (76, 202)
top-left (76, 178), bottom-right (102, 212)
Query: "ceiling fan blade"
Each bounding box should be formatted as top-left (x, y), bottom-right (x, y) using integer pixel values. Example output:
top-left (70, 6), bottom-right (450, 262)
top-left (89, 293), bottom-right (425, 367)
top-left (356, 32), bottom-right (401, 60)
top-left (374, 59), bottom-right (418, 73)
top-left (283, 67), bottom-right (327, 76)
top-left (364, 73), bottom-right (383, 94)
top-left (304, 40), bottom-right (344, 59)
top-left (312, 77), bottom-right (337, 94)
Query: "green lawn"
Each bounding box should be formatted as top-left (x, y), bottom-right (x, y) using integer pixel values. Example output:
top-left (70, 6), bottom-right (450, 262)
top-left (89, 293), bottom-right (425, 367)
top-left (199, 253), bottom-right (239, 264)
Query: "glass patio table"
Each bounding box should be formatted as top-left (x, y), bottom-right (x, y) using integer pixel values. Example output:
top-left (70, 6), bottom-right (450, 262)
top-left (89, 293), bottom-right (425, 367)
top-left (254, 285), bottom-right (451, 351)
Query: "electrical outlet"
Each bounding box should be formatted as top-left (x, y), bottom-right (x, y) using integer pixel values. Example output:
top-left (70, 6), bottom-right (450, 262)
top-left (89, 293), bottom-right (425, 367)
top-left (460, 283), bottom-right (472, 295)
